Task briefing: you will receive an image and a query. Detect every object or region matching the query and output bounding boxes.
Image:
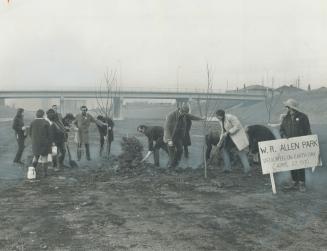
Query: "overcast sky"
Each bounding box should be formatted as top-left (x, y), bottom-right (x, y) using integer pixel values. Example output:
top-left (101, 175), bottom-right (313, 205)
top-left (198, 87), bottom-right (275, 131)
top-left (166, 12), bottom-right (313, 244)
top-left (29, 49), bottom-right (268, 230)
top-left (0, 0), bottom-right (326, 91)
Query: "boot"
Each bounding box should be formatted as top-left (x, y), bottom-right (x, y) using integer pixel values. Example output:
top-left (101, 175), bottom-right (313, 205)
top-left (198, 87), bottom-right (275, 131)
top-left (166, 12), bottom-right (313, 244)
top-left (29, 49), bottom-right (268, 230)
top-left (298, 181), bottom-right (306, 192)
top-left (85, 144), bottom-right (91, 161)
top-left (283, 181), bottom-right (298, 191)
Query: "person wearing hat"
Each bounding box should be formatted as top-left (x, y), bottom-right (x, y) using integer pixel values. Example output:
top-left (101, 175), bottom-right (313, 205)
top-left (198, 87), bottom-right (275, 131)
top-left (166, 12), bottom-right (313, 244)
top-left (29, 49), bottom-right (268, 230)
top-left (215, 109), bottom-right (251, 174)
top-left (29, 109), bottom-right (51, 178)
top-left (164, 104), bottom-right (202, 168)
top-left (280, 98), bottom-right (311, 192)
top-left (74, 105), bottom-right (107, 161)
top-left (137, 124), bottom-right (168, 167)
top-left (12, 108), bottom-right (27, 164)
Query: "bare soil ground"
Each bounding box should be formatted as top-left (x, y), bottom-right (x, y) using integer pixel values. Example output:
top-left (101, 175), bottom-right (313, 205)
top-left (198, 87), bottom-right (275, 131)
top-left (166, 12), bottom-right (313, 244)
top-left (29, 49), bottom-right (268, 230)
top-left (1, 118), bottom-right (327, 251)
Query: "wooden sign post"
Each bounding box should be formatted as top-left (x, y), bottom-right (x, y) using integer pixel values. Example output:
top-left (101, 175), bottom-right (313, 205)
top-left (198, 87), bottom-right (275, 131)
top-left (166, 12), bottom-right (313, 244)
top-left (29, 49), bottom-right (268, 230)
top-left (258, 135), bottom-right (322, 194)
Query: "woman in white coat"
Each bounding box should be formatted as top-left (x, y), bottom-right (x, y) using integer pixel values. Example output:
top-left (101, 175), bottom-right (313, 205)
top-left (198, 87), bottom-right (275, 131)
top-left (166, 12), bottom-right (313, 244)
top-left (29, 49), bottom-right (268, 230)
top-left (215, 109), bottom-right (251, 174)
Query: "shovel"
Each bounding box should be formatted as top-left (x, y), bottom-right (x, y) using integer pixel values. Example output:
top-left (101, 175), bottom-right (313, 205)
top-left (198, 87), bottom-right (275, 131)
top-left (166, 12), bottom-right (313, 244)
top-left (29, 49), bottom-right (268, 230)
top-left (66, 142), bottom-right (79, 168)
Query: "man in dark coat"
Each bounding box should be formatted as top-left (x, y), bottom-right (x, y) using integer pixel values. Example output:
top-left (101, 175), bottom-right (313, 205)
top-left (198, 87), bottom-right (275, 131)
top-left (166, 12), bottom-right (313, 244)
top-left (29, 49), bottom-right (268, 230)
top-left (12, 108), bottom-right (27, 164)
top-left (280, 98), bottom-right (311, 192)
top-left (137, 125), bottom-right (169, 167)
top-left (29, 109), bottom-right (51, 178)
top-left (96, 115), bottom-right (114, 156)
top-left (47, 109), bottom-right (66, 169)
top-left (164, 104), bottom-right (202, 168)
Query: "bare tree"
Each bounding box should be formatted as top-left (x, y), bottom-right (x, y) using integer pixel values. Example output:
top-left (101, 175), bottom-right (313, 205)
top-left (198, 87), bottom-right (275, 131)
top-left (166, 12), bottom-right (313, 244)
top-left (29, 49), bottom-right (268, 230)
top-left (95, 69), bottom-right (119, 158)
top-left (264, 88), bottom-right (283, 123)
top-left (197, 63), bottom-right (217, 178)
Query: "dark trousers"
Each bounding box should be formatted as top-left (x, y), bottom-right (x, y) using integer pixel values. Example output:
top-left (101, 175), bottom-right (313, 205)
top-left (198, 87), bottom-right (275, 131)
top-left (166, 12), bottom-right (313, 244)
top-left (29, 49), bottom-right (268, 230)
top-left (206, 144), bottom-right (212, 160)
top-left (77, 143), bottom-right (91, 160)
top-left (153, 139), bottom-right (169, 166)
top-left (14, 136), bottom-right (25, 162)
top-left (168, 139), bottom-right (183, 168)
top-left (183, 145), bottom-right (189, 158)
top-left (291, 169), bottom-right (305, 183)
top-left (32, 155), bottom-right (48, 178)
top-left (100, 135), bottom-right (112, 157)
top-left (53, 142), bottom-right (66, 167)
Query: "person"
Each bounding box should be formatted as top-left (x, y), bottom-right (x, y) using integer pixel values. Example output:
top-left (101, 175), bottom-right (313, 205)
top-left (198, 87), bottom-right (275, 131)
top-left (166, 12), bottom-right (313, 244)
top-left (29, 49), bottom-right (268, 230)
top-left (51, 105), bottom-right (64, 125)
top-left (205, 129), bottom-right (221, 160)
top-left (47, 109), bottom-right (66, 169)
top-left (280, 98), bottom-right (311, 192)
top-left (96, 115), bottom-right (114, 157)
top-left (12, 108), bottom-right (27, 164)
top-left (137, 125), bottom-right (169, 167)
top-left (29, 109), bottom-right (51, 178)
top-left (215, 109), bottom-right (251, 174)
top-left (164, 104), bottom-right (202, 168)
top-left (245, 124), bottom-right (276, 163)
top-left (74, 105), bottom-right (106, 161)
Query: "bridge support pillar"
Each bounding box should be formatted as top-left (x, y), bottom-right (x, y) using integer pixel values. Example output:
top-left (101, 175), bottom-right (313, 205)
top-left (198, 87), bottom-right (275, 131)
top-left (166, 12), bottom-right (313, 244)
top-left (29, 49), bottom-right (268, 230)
top-left (176, 98), bottom-right (189, 109)
top-left (113, 97), bottom-right (122, 119)
top-left (0, 98), bottom-right (5, 107)
top-left (60, 96), bottom-right (65, 114)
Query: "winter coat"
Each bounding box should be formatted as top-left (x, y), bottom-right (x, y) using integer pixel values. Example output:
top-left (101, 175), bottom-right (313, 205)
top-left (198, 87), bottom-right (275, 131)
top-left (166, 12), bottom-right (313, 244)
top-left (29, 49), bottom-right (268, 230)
top-left (49, 121), bottom-right (66, 145)
top-left (246, 124), bottom-right (276, 154)
top-left (143, 126), bottom-right (165, 151)
top-left (164, 110), bottom-right (201, 144)
top-left (183, 118), bottom-right (192, 146)
top-left (12, 115), bottom-right (25, 139)
top-left (74, 113), bottom-right (96, 144)
top-left (280, 110), bottom-right (311, 138)
top-left (29, 118), bottom-right (51, 156)
top-left (97, 117), bottom-right (114, 142)
top-left (218, 113), bottom-right (249, 151)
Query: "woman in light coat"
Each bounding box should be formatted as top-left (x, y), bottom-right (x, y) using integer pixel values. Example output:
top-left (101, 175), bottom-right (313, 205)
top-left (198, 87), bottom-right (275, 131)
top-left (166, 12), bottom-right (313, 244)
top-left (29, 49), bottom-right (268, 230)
top-left (215, 109), bottom-right (251, 173)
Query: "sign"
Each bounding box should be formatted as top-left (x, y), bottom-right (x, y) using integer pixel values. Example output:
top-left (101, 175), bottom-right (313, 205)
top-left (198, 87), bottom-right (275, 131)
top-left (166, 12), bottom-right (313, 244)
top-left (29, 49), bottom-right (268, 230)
top-left (259, 135), bottom-right (321, 175)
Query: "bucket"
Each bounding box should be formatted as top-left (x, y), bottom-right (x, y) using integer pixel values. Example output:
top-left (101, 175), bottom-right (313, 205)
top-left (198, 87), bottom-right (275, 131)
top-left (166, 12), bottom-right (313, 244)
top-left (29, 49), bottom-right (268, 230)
top-left (52, 146), bottom-right (58, 156)
top-left (27, 166), bottom-right (36, 180)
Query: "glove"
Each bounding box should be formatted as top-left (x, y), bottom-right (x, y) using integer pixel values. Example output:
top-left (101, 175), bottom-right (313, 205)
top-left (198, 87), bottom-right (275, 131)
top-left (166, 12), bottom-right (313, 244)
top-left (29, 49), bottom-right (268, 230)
top-left (104, 136), bottom-right (108, 141)
top-left (107, 127), bottom-right (112, 130)
top-left (168, 140), bottom-right (173, 147)
top-left (22, 126), bottom-right (26, 131)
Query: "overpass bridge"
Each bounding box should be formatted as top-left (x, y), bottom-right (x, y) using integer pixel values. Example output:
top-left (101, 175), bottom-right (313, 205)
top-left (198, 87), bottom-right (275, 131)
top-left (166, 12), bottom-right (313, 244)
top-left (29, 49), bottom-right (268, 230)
top-left (0, 88), bottom-right (266, 118)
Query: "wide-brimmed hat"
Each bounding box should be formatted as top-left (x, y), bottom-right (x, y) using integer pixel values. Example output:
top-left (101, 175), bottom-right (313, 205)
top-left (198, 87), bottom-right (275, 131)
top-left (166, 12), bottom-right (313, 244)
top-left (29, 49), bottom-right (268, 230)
top-left (283, 98), bottom-right (300, 111)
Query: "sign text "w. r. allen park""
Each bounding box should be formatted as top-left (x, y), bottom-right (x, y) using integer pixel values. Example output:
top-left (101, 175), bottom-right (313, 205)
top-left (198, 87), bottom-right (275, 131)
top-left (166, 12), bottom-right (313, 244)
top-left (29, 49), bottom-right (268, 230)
top-left (259, 135), bottom-right (321, 175)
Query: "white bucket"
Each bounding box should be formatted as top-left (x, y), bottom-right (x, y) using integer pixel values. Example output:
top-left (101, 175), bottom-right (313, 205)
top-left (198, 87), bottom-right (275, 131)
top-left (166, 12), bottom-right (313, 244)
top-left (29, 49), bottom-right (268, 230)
top-left (27, 166), bottom-right (36, 180)
top-left (52, 146), bottom-right (58, 156)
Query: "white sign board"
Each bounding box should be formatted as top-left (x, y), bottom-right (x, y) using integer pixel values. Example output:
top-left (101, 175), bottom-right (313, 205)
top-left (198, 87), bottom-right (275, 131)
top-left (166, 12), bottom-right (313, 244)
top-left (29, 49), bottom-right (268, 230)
top-left (259, 135), bottom-right (321, 175)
